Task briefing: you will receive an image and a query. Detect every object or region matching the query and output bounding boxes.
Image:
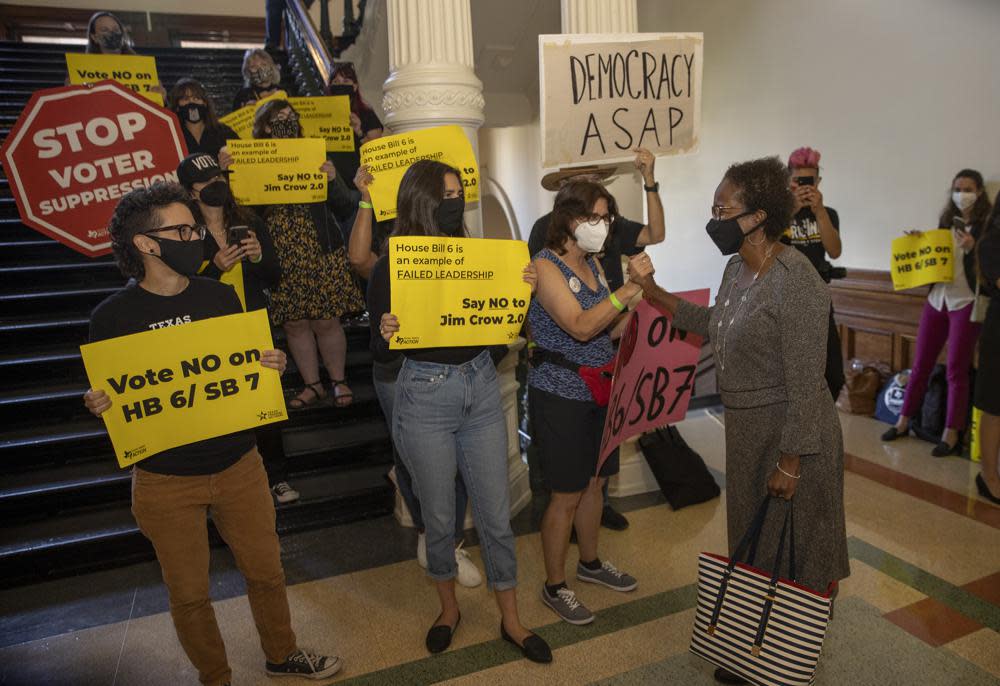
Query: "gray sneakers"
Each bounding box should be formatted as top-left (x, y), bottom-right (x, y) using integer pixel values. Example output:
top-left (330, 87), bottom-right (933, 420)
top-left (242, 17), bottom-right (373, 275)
top-left (576, 560), bottom-right (638, 592)
top-left (541, 585), bottom-right (594, 625)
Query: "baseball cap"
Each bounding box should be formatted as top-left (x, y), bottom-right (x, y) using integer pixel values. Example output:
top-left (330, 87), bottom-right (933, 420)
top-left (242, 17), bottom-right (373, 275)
top-left (177, 153), bottom-right (228, 188)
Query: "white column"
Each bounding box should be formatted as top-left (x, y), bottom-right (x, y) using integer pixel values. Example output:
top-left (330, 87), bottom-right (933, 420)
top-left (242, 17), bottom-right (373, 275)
top-left (381, 0), bottom-right (485, 235)
top-left (383, 1), bottom-right (531, 525)
top-left (561, 0), bottom-right (638, 33)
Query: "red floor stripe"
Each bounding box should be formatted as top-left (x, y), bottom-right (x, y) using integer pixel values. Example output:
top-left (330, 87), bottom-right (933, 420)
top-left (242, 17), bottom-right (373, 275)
top-left (844, 453), bottom-right (1000, 531)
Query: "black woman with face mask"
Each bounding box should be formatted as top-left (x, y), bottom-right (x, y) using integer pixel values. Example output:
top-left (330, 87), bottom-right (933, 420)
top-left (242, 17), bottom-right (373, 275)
top-left (528, 181), bottom-right (651, 627)
top-left (169, 79), bottom-right (239, 161)
top-left (234, 48), bottom-right (284, 111)
top-left (631, 157), bottom-right (849, 685)
top-left (373, 160), bottom-right (551, 664)
top-left (250, 100), bottom-right (364, 410)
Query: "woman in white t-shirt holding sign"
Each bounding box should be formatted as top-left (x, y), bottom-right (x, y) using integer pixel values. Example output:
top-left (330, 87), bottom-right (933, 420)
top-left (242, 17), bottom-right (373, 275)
top-left (882, 169), bottom-right (992, 456)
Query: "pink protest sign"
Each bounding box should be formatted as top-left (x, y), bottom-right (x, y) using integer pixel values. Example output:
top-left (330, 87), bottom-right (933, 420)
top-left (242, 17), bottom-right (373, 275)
top-left (598, 289), bottom-right (710, 469)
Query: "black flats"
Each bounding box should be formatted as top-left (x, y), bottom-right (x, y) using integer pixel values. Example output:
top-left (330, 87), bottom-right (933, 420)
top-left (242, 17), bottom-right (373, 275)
top-left (976, 474), bottom-right (1000, 505)
top-left (931, 440), bottom-right (961, 458)
top-left (881, 426), bottom-right (909, 441)
top-left (500, 622), bottom-right (552, 664)
top-left (426, 613), bottom-right (460, 654)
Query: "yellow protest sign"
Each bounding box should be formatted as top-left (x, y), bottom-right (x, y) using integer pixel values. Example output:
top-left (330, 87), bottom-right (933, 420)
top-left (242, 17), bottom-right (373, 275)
top-left (66, 53), bottom-right (163, 105)
top-left (890, 229), bottom-right (955, 290)
top-left (79, 310), bottom-right (288, 468)
top-left (283, 96), bottom-right (353, 152)
top-left (219, 90), bottom-right (289, 139)
top-left (971, 407), bottom-right (982, 463)
top-left (361, 125), bottom-right (480, 222)
top-left (388, 236), bottom-right (529, 349)
top-left (227, 138), bottom-right (327, 206)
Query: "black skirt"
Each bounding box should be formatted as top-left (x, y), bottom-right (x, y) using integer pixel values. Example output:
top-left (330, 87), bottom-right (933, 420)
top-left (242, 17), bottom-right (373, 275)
top-left (975, 299), bottom-right (1000, 415)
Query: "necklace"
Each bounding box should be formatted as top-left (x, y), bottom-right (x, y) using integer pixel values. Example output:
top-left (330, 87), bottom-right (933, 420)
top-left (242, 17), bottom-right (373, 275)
top-left (714, 243), bottom-right (775, 372)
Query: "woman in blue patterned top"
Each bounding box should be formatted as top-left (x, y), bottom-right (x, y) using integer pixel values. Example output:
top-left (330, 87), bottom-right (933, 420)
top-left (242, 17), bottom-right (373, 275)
top-left (529, 181), bottom-right (653, 626)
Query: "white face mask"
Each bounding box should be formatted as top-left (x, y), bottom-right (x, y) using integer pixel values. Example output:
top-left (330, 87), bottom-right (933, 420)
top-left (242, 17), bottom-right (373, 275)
top-left (574, 218), bottom-right (609, 253)
top-left (953, 191), bottom-right (977, 211)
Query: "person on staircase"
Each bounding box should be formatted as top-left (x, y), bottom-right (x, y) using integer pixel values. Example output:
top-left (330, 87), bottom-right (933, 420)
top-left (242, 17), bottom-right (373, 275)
top-left (177, 152), bottom-right (299, 505)
top-left (530, 180), bottom-right (646, 627)
top-left (326, 62), bottom-right (383, 193)
top-left (76, 11), bottom-right (166, 98)
top-left (526, 148), bottom-right (666, 533)
top-left (882, 169), bottom-right (992, 456)
top-left (350, 164), bottom-right (482, 587)
top-left (372, 160), bottom-right (552, 664)
top-left (233, 48), bottom-right (284, 111)
top-left (249, 100), bottom-right (364, 410)
top-left (83, 182), bottom-right (341, 685)
top-left (169, 79), bottom-right (238, 161)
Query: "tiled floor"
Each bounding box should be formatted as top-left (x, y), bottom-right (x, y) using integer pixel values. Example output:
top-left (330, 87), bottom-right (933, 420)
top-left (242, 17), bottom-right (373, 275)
top-left (1, 409), bottom-right (998, 685)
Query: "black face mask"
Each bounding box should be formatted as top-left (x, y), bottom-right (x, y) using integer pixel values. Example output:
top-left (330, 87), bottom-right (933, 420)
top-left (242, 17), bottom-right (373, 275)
top-left (148, 236), bottom-right (203, 276)
top-left (97, 31), bottom-right (124, 51)
top-left (706, 212), bottom-right (763, 255)
top-left (434, 197), bottom-right (466, 237)
top-left (197, 179), bottom-right (229, 207)
top-left (178, 103), bottom-right (208, 124)
top-left (328, 83), bottom-right (355, 97)
top-left (268, 118), bottom-right (299, 139)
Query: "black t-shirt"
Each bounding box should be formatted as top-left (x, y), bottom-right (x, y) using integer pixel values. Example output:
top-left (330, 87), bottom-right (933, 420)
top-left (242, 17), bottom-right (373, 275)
top-left (331, 107), bottom-right (383, 191)
top-left (182, 123), bottom-right (239, 161)
top-left (782, 206), bottom-right (840, 282)
top-left (528, 212), bottom-right (644, 292)
top-left (367, 256), bottom-right (506, 366)
top-left (88, 278), bottom-right (257, 475)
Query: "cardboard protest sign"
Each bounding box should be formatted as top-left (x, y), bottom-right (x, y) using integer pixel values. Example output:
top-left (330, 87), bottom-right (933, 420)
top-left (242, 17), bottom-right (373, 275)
top-left (388, 237), bottom-right (530, 349)
top-left (890, 229), bottom-right (955, 290)
top-left (66, 53), bottom-right (164, 105)
top-left (227, 138), bottom-right (327, 205)
top-left (360, 125), bottom-right (480, 222)
top-left (80, 309), bottom-right (287, 468)
top-left (598, 291), bottom-right (710, 469)
top-left (539, 33), bottom-right (703, 168)
top-left (0, 80), bottom-right (187, 257)
top-left (218, 90), bottom-right (288, 139)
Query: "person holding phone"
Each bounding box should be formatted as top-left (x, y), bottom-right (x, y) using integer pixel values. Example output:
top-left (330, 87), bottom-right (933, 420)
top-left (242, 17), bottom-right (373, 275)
top-left (784, 147), bottom-right (845, 400)
top-left (882, 169), bottom-right (992, 456)
top-left (177, 154), bottom-right (298, 505)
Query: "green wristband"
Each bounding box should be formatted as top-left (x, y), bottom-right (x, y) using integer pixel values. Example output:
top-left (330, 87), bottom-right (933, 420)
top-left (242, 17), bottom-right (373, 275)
top-left (609, 292), bottom-right (625, 311)
top-left (359, 200), bottom-right (373, 209)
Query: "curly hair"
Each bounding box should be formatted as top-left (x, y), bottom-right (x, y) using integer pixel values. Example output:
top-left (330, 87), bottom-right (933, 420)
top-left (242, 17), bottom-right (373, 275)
top-left (547, 180), bottom-right (619, 254)
top-left (109, 182), bottom-right (190, 280)
top-left (723, 157), bottom-right (795, 241)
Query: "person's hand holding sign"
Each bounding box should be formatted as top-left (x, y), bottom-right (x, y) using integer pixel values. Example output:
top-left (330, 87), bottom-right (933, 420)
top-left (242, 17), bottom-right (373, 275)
top-left (320, 160), bottom-right (337, 181)
top-left (355, 165), bottom-right (374, 202)
top-left (260, 348), bottom-right (288, 374)
top-left (218, 147), bottom-right (234, 171)
top-left (523, 262), bottom-right (538, 294)
top-left (350, 112), bottom-right (363, 137)
top-left (634, 147), bottom-right (656, 186)
top-left (84, 388), bottom-right (112, 417)
top-left (379, 313), bottom-right (400, 342)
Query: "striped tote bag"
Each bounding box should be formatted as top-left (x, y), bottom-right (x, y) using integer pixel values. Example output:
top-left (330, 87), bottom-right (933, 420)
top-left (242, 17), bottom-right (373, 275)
top-left (689, 498), bottom-right (833, 686)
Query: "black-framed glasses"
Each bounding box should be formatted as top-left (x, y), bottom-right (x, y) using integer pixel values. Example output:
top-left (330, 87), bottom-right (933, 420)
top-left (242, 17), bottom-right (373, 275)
top-left (142, 223), bottom-right (206, 241)
top-left (711, 205), bottom-right (745, 220)
top-left (584, 213), bottom-right (614, 225)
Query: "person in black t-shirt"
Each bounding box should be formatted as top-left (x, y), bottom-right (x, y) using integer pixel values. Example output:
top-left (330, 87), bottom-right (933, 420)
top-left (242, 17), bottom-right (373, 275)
top-left (527, 148), bottom-right (666, 531)
top-left (168, 78), bottom-right (239, 162)
top-left (783, 147), bottom-right (845, 401)
top-left (83, 182), bottom-right (342, 684)
top-left (327, 63), bottom-right (384, 191)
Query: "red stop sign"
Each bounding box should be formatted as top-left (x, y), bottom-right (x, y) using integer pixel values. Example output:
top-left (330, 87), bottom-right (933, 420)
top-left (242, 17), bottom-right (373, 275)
top-left (1, 80), bottom-right (188, 257)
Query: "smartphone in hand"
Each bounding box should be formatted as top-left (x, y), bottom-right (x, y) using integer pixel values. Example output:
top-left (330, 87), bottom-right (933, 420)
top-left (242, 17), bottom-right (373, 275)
top-left (951, 216), bottom-right (968, 233)
top-left (227, 225), bottom-right (250, 248)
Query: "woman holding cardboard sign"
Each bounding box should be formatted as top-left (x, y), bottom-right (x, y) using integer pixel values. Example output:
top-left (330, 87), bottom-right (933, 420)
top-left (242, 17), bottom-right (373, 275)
top-left (372, 160), bottom-right (552, 664)
top-left (528, 180), bottom-right (650, 627)
top-left (252, 100), bottom-right (364, 409)
top-left (882, 169), bottom-right (992, 456)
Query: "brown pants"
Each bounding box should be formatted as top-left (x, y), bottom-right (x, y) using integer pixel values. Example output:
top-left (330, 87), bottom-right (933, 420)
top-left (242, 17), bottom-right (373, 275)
top-left (132, 449), bottom-right (297, 686)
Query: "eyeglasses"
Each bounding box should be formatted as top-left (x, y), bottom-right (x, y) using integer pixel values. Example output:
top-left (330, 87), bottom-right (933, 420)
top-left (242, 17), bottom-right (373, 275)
top-left (584, 213), bottom-right (614, 225)
top-left (711, 205), bottom-right (745, 220)
top-left (142, 224), bottom-right (206, 241)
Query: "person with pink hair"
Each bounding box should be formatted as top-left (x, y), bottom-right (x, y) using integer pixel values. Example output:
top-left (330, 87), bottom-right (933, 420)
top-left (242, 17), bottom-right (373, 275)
top-left (782, 146), bottom-right (845, 400)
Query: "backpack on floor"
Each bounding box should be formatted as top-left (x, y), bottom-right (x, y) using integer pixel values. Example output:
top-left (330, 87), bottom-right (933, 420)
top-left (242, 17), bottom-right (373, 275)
top-left (911, 364), bottom-right (948, 443)
top-left (875, 370), bottom-right (909, 425)
top-left (638, 426), bottom-right (720, 510)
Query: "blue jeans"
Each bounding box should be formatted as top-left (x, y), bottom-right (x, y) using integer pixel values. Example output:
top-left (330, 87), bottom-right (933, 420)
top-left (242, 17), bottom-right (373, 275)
top-left (392, 350), bottom-right (517, 590)
top-left (372, 358), bottom-right (468, 540)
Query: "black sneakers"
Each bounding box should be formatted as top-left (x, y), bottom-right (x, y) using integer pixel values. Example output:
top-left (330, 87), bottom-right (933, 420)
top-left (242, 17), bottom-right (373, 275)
top-left (265, 649), bottom-right (342, 679)
top-left (600, 505), bottom-right (630, 531)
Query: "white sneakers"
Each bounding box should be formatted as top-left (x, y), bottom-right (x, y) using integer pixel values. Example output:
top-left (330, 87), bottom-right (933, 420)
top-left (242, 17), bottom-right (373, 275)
top-left (416, 533), bottom-right (483, 588)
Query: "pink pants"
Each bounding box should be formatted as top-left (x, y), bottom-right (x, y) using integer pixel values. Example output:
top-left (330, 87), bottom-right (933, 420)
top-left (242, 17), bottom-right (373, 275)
top-left (901, 300), bottom-right (981, 431)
